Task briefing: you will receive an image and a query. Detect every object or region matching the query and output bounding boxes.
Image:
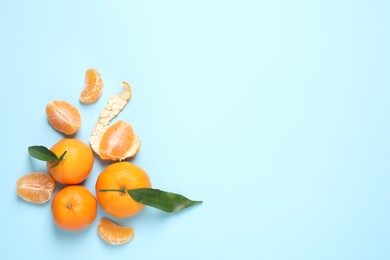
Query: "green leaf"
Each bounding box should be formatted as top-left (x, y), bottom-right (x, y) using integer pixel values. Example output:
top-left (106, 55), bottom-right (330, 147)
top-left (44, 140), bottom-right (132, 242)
top-left (127, 188), bottom-right (202, 213)
top-left (28, 146), bottom-right (58, 162)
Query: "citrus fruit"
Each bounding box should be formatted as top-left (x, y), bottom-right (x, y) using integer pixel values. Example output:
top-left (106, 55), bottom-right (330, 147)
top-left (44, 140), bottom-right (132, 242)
top-left (80, 69), bottom-right (104, 104)
top-left (16, 172), bottom-right (55, 204)
top-left (47, 138), bottom-right (94, 184)
top-left (46, 100), bottom-right (81, 135)
top-left (90, 82), bottom-right (132, 155)
top-left (51, 185), bottom-right (97, 231)
top-left (98, 218), bottom-right (135, 245)
top-left (95, 162), bottom-right (151, 218)
top-left (99, 120), bottom-right (141, 161)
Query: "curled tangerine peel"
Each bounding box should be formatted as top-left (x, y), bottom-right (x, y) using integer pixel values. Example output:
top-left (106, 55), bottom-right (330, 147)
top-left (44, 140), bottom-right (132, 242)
top-left (80, 69), bottom-right (104, 104)
top-left (90, 82), bottom-right (132, 156)
top-left (16, 173), bottom-right (55, 204)
top-left (98, 218), bottom-right (135, 245)
top-left (99, 120), bottom-right (141, 161)
top-left (46, 100), bottom-right (81, 135)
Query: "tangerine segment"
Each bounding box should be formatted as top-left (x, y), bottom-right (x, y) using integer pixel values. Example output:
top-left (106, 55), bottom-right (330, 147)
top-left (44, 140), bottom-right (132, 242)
top-left (51, 185), bottom-right (97, 231)
top-left (95, 162), bottom-right (151, 218)
top-left (48, 139), bottom-right (94, 185)
top-left (90, 82), bottom-right (132, 155)
top-left (46, 100), bottom-right (81, 135)
top-left (98, 218), bottom-right (135, 245)
top-left (16, 173), bottom-right (55, 204)
top-left (80, 69), bottom-right (104, 104)
top-left (99, 120), bottom-right (141, 161)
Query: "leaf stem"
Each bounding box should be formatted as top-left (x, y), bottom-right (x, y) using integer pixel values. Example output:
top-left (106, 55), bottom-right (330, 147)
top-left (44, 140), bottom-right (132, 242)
top-left (99, 188), bottom-right (126, 193)
top-left (50, 150), bottom-right (67, 169)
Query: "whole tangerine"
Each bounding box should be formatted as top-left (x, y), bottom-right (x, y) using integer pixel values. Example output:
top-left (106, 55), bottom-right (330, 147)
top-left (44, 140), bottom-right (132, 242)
top-left (47, 138), bottom-right (94, 184)
top-left (95, 162), bottom-right (152, 218)
top-left (51, 185), bottom-right (97, 231)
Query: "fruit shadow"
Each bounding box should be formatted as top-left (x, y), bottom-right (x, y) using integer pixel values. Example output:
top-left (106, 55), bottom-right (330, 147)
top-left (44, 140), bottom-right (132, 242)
top-left (15, 194), bottom-right (52, 208)
top-left (52, 220), bottom-right (92, 239)
top-left (44, 119), bottom-right (80, 139)
top-left (103, 204), bottom-right (200, 228)
top-left (27, 155), bottom-right (48, 173)
top-left (93, 153), bottom-right (140, 168)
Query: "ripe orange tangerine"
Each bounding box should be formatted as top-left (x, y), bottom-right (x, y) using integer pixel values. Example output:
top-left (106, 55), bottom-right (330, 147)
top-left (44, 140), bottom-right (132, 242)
top-left (51, 185), bottom-right (97, 231)
top-left (47, 138), bottom-right (94, 184)
top-left (95, 162), bottom-right (151, 218)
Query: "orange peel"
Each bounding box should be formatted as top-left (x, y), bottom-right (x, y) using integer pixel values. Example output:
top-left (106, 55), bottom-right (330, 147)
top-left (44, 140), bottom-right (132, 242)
top-left (90, 82), bottom-right (140, 160)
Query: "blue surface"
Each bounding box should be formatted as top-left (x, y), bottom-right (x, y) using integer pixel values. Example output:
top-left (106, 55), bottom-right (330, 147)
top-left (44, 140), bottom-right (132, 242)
top-left (1, 0), bottom-right (390, 259)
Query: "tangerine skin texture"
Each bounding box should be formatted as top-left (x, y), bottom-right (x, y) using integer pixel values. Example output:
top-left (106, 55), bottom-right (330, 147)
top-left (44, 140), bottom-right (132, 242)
top-left (51, 185), bottom-right (97, 231)
top-left (47, 139), bottom-right (94, 185)
top-left (96, 162), bottom-right (152, 218)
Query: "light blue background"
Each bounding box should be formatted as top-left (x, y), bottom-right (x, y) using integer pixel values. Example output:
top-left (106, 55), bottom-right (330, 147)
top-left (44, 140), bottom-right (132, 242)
top-left (1, 0), bottom-right (390, 259)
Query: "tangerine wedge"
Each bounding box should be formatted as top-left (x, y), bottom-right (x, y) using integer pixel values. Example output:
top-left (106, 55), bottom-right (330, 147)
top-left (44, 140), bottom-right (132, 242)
top-left (99, 120), bottom-right (141, 161)
top-left (46, 100), bottom-right (81, 135)
top-left (98, 218), bottom-right (135, 245)
top-left (16, 173), bottom-right (56, 204)
top-left (80, 69), bottom-right (104, 104)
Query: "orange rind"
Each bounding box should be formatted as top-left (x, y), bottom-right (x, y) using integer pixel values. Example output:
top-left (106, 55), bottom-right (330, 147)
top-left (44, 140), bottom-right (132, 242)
top-left (90, 82), bottom-right (140, 160)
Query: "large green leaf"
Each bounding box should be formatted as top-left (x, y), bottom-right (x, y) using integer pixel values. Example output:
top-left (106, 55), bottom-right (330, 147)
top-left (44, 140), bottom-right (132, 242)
top-left (128, 188), bottom-right (202, 213)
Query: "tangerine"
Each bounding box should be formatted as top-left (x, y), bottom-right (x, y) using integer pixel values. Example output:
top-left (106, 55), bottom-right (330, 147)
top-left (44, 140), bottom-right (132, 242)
top-left (95, 162), bottom-right (151, 218)
top-left (51, 185), bottom-right (97, 231)
top-left (47, 138), bottom-right (94, 184)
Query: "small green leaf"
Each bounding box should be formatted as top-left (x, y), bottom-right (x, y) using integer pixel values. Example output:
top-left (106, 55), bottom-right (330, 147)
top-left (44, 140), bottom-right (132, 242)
top-left (28, 146), bottom-right (58, 162)
top-left (127, 188), bottom-right (202, 213)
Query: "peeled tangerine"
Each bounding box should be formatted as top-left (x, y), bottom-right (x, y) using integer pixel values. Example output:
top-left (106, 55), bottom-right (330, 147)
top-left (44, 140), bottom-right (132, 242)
top-left (46, 100), bottom-right (81, 135)
top-left (98, 218), bottom-right (135, 245)
top-left (99, 120), bottom-right (140, 161)
top-left (16, 173), bottom-right (56, 204)
top-left (90, 82), bottom-right (140, 161)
